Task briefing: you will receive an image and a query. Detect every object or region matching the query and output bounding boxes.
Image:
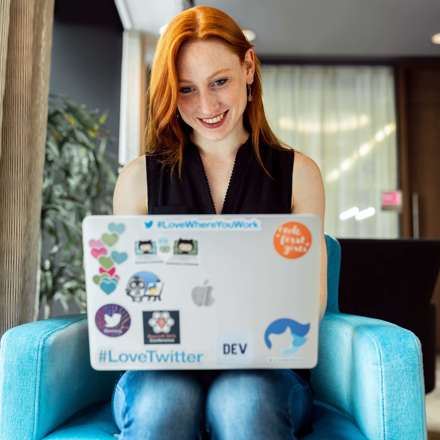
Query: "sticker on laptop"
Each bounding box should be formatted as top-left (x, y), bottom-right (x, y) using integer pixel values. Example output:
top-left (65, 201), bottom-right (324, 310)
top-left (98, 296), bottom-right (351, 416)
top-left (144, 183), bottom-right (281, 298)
top-left (166, 238), bottom-right (199, 265)
top-left (273, 221), bottom-right (312, 259)
top-left (143, 310), bottom-right (180, 344)
top-left (191, 279), bottom-right (215, 306)
top-left (126, 271), bottom-right (164, 302)
top-left (89, 223), bottom-right (128, 294)
top-left (217, 334), bottom-right (254, 364)
top-left (95, 304), bottom-right (131, 337)
top-left (264, 318), bottom-right (310, 358)
top-left (134, 240), bottom-right (163, 263)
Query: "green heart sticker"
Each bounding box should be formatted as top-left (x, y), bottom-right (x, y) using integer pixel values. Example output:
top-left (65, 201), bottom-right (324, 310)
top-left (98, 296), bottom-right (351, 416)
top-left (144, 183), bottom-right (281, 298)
top-left (93, 273), bottom-right (112, 284)
top-left (98, 256), bottom-right (114, 269)
top-left (101, 233), bottom-right (118, 247)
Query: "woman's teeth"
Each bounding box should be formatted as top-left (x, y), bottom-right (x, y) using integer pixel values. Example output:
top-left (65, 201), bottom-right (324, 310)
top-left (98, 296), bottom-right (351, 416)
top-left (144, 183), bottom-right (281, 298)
top-left (201, 112), bottom-right (226, 124)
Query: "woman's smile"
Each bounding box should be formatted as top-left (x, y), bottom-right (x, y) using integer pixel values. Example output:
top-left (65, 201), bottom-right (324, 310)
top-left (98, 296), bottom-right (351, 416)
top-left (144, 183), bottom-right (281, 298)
top-left (198, 110), bottom-right (229, 129)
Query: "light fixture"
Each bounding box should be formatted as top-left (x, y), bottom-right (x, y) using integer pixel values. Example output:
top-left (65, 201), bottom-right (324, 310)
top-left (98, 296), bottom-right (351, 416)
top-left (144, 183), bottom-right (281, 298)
top-left (326, 169), bottom-right (340, 182)
top-left (242, 29), bottom-right (256, 42)
top-left (375, 130), bottom-right (385, 142)
top-left (432, 33), bottom-right (440, 45)
top-left (340, 158), bottom-right (353, 171)
top-left (355, 207), bottom-right (376, 221)
top-left (339, 207), bottom-right (359, 221)
top-left (359, 142), bottom-right (372, 157)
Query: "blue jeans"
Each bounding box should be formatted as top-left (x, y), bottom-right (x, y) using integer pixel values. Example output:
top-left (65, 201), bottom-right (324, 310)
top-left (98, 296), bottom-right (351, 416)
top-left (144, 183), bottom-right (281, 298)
top-left (112, 369), bottom-right (314, 439)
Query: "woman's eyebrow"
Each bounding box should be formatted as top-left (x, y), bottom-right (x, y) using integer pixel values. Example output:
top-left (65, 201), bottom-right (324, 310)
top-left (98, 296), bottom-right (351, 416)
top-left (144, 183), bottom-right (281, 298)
top-left (179, 68), bottom-right (232, 83)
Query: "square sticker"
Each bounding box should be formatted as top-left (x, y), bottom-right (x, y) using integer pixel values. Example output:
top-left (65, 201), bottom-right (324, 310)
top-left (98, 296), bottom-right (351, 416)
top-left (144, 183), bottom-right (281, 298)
top-left (143, 310), bottom-right (181, 344)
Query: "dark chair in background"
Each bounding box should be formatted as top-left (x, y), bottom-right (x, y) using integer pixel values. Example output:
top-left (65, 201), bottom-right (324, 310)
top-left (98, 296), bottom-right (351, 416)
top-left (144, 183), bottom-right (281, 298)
top-left (338, 238), bottom-right (440, 393)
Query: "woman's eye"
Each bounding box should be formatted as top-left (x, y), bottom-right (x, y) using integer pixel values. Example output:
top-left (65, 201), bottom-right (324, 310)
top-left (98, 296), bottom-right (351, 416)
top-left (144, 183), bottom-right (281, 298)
top-left (179, 86), bottom-right (192, 94)
top-left (213, 78), bottom-right (228, 87)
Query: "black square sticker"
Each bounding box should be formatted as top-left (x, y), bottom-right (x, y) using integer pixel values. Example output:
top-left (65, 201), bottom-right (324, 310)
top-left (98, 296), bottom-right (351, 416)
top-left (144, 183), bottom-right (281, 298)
top-left (143, 311), bottom-right (180, 344)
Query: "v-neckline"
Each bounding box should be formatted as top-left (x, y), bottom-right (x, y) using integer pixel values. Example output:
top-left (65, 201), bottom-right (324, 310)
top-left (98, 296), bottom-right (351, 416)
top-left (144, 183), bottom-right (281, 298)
top-left (192, 137), bottom-right (250, 215)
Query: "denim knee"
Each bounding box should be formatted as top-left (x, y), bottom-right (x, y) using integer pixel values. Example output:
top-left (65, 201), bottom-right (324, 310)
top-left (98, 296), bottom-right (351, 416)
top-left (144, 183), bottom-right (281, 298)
top-left (112, 370), bottom-right (205, 440)
top-left (206, 370), bottom-right (313, 440)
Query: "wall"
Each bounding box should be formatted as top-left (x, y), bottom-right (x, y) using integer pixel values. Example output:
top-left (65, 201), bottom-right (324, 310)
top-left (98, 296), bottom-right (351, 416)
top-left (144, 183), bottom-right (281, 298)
top-left (49, 18), bottom-right (122, 160)
top-left (397, 62), bottom-right (440, 352)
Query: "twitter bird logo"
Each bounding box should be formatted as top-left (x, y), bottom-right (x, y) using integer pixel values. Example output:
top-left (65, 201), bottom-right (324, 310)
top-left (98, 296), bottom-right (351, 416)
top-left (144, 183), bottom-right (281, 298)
top-left (104, 313), bottom-right (121, 328)
top-left (144, 220), bottom-right (154, 229)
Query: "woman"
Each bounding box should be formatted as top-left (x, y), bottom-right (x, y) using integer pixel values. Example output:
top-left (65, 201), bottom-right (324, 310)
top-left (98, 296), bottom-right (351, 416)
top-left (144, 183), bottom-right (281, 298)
top-left (112, 5), bottom-right (327, 439)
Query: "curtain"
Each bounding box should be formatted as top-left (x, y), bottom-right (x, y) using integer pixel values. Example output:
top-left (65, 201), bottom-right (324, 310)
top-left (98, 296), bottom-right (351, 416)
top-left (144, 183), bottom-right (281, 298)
top-left (262, 65), bottom-right (398, 238)
top-left (0, 0), bottom-right (55, 335)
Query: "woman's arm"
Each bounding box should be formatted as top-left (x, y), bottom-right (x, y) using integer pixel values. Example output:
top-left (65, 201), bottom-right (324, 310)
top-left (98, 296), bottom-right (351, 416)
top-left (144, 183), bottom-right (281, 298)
top-left (291, 151), bottom-right (328, 321)
top-left (113, 156), bottom-right (149, 215)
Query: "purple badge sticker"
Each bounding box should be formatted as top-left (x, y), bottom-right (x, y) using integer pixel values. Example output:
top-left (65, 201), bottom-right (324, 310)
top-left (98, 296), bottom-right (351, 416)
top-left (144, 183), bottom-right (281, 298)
top-left (95, 304), bottom-right (131, 337)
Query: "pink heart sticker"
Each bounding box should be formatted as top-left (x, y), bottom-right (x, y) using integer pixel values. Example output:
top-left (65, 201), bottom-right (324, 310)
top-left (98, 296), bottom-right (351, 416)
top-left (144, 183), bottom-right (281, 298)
top-left (89, 239), bottom-right (103, 248)
top-left (91, 247), bottom-right (107, 259)
top-left (99, 266), bottom-right (116, 277)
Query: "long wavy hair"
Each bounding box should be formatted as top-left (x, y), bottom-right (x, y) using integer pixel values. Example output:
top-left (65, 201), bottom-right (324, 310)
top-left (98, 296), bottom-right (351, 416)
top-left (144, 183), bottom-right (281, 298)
top-left (144, 5), bottom-right (289, 179)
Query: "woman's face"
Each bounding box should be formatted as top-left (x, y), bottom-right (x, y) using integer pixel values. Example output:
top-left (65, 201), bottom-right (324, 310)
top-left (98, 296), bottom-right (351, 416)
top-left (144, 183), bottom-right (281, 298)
top-left (176, 38), bottom-right (254, 144)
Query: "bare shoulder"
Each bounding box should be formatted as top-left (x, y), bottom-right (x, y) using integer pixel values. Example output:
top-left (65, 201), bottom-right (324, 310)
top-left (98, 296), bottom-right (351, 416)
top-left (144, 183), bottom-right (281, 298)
top-left (281, 144), bottom-right (324, 214)
top-left (113, 155), bottom-right (148, 215)
top-left (293, 150), bottom-right (323, 184)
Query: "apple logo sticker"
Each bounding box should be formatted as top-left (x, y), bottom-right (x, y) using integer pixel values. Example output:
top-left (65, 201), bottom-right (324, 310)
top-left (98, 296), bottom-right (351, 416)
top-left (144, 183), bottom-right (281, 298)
top-left (191, 279), bottom-right (215, 306)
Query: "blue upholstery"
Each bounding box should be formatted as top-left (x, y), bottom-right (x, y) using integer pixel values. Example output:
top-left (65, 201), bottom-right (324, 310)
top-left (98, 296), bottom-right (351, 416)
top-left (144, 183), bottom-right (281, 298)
top-left (0, 235), bottom-right (427, 439)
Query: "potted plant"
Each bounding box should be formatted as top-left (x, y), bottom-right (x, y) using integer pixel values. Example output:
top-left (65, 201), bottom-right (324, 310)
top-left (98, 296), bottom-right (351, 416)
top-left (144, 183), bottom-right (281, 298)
top-left (39, 95), bottom-right (118, 318)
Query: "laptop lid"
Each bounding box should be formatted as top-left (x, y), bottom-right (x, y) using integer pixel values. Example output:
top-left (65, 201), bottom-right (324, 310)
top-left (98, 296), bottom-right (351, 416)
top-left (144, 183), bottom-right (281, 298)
top-left (83, 214), bottom-right (321, 370)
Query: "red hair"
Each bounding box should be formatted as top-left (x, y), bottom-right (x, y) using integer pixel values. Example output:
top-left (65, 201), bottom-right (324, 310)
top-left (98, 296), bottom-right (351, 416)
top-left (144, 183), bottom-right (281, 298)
top-left (144, 5), bottom-right (288, 179)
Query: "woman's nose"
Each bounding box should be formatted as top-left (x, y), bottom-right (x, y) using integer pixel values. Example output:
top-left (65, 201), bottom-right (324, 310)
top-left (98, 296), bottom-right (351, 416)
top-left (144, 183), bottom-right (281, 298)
top-left (198, 90), bottom-right (220, 116)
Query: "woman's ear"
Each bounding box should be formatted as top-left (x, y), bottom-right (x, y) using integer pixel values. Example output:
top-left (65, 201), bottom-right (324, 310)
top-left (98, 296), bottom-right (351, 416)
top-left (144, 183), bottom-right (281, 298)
top-left (244, 48), bottom-right (255, 84)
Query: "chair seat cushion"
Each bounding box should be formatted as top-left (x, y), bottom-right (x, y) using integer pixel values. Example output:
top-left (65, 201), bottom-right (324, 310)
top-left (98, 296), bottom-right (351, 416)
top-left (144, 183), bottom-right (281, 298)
top-left (305, 400), bottom-right (368, 439)
top-left (42, 400), bottom-right (368, 439)
top-left (43, 403), bottom-right (117, 440)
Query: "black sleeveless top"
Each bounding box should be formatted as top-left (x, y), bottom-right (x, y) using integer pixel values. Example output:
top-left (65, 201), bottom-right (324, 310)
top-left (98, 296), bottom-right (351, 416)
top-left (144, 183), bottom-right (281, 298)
top-left (145, 135), bottom-right (313, 390)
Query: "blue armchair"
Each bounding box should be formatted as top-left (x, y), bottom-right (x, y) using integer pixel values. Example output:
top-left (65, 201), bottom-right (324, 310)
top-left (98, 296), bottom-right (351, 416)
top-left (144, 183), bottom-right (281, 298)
top-left (0, 236), bottom-right (427, 439)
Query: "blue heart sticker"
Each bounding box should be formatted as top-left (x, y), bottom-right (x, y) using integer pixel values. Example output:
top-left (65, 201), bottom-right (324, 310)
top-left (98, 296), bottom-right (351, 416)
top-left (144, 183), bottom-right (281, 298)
top-left (108, 223), bottom-right (125, 235)
top-left (111, 251), bottom-right (128, 265)
top-left (100, 278), bottom-right (118, 294)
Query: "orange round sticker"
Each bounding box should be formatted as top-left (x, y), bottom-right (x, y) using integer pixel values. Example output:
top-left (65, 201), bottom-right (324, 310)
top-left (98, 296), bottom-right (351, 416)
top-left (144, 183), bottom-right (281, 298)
top-left (273, 221), bottom-right (312, 259)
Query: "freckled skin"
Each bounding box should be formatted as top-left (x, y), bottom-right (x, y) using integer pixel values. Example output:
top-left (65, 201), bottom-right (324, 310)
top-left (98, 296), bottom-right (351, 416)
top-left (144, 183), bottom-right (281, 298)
top-left (176, 38), bottom-right (255, 153)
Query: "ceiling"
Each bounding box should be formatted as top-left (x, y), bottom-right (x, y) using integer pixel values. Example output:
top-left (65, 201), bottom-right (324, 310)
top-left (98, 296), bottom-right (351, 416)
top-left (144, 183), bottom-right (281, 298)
top-left (210, 0), bottom-right (440, 58)
top-left (55, 0), bottom-right (440, 58)
top-left (114, 0), bottom-right (440, 58)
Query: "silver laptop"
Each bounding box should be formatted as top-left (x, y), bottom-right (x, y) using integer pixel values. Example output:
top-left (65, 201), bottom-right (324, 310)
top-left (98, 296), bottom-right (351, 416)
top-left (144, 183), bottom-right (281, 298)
top-left (82, 214), bottom-right (321, 371)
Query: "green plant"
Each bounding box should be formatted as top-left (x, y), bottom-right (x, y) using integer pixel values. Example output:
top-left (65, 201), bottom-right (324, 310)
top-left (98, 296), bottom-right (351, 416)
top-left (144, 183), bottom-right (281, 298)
top-left (39, 95), bottom-right (118, 317)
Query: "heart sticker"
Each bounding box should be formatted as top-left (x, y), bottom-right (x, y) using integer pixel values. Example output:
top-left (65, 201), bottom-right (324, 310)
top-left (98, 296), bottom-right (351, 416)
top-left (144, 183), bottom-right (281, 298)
top-left (108, 223), bottom-right (125, 235)
top-left (89, 239), bottom-right (103, 248)
top-left (99, 256), bottom-right (114, 269)
top-left (94, 273), bottom-right (112, 284)
top-left (111, 251), bottom-right (128, 265)
top-left (99, 278), bottom-right (118, 294)
top-left (101, 233), bottom-right (118, 247)
top-left (91, 247), bottom-right (107, 259)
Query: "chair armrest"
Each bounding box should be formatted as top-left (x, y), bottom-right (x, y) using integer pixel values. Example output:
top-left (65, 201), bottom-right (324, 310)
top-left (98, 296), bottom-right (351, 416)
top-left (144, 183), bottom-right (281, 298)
top-left (0, 314), bottom-right (119, 440)
top-left (311, 312), bottom-right (427, 440)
